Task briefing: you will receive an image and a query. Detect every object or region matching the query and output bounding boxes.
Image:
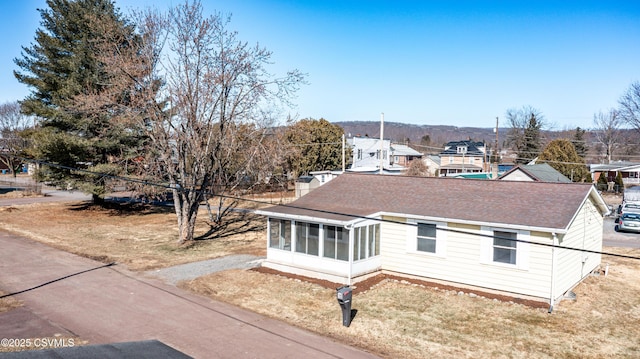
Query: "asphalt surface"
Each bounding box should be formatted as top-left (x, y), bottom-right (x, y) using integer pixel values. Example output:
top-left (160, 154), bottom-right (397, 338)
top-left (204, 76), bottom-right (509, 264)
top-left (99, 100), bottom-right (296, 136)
top-left (603, 217), bottom-right (640, 248)
top-left (0, 231), bottom-right (378, 358)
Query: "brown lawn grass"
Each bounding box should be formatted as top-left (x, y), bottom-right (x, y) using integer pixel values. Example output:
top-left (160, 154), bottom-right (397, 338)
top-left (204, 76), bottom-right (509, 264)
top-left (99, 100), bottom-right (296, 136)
top-left (0, 198), bottom-right (639, 358)
top-left (0, 291), bottom-right (21, 313)
top-left (184, 249), bottom-right (640, 359)
top-left (0, 200), bottom-right (267, 271)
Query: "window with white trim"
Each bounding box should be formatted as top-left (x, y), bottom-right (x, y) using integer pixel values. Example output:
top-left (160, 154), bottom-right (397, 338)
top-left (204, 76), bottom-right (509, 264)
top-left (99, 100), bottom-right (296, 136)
top-left (480, 227), bottom-right (529, 270)
top-left (269, 218), bottom-right (291, 250)
top-left (493, 231), bottom-right (517, 264)
top-left (417, 223), bottom-right (437, 253)
top-left (407, 220), bottom-right (446, 256)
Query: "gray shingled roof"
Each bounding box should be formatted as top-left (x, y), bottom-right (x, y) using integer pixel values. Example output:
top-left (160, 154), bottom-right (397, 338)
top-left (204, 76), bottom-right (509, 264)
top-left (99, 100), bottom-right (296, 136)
top-left (499, 163), bottom-right (571, 183)
top-left (260, 173), bottom-right (606, 232)
top-left (440, 140), bottom-right (485, 156)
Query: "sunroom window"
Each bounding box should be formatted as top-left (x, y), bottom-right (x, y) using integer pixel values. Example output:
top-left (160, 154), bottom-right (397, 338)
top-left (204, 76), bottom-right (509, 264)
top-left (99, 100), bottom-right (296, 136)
top-left (323, 225), bottom-right (349, 261)
top-left (296, 223), bottom-right (319, 255)
top-left (269, 218), bottom-right (291, 250)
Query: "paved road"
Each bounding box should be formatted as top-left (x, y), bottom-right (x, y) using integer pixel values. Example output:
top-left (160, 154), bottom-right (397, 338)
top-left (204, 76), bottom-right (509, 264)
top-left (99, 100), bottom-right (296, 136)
top-left (0, 185), bottom-right (91, 207)
top-left (0, 232), bottom-right (378, 358)
top-left (603, 217), bottom-right (640, 248)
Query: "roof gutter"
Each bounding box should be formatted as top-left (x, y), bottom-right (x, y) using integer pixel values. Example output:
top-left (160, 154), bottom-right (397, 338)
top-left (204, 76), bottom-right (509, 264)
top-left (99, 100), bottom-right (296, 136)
top-left (254, 210), bottom-right (368, 229)
top-left (375, 211), bottom-right (569, 235)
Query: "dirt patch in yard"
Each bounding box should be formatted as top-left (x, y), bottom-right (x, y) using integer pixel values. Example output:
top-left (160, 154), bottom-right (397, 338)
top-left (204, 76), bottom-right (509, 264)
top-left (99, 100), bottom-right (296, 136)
top-left (253, 267), bottom-right (549, 308)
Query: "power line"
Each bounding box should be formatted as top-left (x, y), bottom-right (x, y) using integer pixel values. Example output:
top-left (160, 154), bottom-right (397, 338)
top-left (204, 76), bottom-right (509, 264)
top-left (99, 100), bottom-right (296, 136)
top-left (8, 154), bottom-right (640, 261)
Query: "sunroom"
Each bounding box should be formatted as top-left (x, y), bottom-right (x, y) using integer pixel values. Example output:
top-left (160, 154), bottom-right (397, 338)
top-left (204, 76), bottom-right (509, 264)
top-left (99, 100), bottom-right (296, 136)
top-left (263, 216), bottom-right (382, 284)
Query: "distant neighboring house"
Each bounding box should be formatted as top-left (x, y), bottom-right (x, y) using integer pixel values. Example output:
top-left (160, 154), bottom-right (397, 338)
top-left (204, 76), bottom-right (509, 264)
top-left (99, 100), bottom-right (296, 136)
top-left (390, 144), bottom-right (423, 167)
top-left (310, 170), bottom-right (342, 185)
top-left (591, 162), bottom-right (640, 187)
top-left (424, 155), bottom-right (441, 176)
top-left (256, 173), bottom-right (608, 307)
top-left (498, 163), bottom-right (572, 183)
top-left (439, 140), bottom-right (487, 176)
top-left (347, 136), bottom-right (390, 172)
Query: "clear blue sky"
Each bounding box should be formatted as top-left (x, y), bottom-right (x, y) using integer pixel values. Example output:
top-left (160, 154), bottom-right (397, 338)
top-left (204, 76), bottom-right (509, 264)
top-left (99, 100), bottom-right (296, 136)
top-left (2, 1), bottom-right (639, 129)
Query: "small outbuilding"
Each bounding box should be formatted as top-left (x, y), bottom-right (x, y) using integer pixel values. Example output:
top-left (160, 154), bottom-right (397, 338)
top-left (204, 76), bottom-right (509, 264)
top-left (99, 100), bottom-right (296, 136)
top-left (256, 173), bottom-right (609, 307)
top-left (294, 175), bottom-right (319, 198)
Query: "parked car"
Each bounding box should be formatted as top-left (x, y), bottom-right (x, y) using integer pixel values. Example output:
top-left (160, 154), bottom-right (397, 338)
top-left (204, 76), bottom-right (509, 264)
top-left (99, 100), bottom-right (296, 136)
top-left (617, 202), bottom-right (640, 217)
top-left (615, 212), bottom-right (640, 233)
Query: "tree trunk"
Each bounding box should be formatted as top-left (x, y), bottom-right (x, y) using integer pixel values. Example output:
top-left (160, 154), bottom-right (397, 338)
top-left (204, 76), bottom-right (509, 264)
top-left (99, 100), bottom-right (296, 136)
top-left (92, 193), bottom-right (104, 205)
top-left (174, 190), bottom-right (201, 244)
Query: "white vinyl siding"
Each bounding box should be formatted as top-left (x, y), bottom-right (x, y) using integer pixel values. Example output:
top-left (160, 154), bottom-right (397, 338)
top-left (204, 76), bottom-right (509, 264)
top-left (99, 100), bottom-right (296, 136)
top-left (382, 219), bottom-right (553, 299)
top-left (553, 199), bottom-right (603, 298)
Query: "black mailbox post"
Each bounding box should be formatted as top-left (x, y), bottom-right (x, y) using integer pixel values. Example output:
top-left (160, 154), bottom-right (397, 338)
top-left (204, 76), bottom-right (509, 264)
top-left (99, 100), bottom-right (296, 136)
top-left (336, 286), bottom-right (352, 327)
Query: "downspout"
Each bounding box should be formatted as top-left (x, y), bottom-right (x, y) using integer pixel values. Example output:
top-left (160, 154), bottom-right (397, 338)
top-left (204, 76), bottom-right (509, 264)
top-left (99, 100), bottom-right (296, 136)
top-left (549, 232), bottom-right (558, 313)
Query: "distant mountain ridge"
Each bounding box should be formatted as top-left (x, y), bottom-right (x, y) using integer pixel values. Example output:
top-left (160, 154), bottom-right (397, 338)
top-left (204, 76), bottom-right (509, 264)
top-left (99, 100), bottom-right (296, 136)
top-left (334, 121), bottom-right (503, 151)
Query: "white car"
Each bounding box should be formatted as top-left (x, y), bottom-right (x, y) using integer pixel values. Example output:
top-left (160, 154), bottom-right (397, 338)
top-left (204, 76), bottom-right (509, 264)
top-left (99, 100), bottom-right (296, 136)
top-left (617, 202), bottom-right (640, 217)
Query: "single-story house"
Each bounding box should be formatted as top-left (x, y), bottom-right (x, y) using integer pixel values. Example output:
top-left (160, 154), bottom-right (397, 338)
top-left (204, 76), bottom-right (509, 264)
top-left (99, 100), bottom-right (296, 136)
top-left (590, 161), bottom-right (640, 186)
top-left (390, 144), bottom-right (423, 167)
top-left (498, 163), bottom-right (572, 183)
top-left (256, 173), bottom-right (608, 307)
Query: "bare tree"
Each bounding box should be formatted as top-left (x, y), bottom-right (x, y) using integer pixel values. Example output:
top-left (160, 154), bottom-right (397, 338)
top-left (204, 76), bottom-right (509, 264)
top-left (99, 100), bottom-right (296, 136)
top-left (592, 109), bottom-right (622, 164)
top-left (619, 81), bottom-right (640, 131)
top-left (405, 159), bottom-right (428, 177)
top-left (505, 106), bottom-right (546, 164)
top-left (0, 101), bottom-right (33, 176)
top-left (89, 2), bottom-right (303, 244)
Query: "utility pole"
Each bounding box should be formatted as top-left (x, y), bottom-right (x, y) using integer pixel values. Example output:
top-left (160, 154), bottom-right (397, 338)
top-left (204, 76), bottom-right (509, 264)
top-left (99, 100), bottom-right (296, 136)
top-left (493, 117), bottom-right (499, 179)
top-left (379, 112), bottom-right (384, 174)
top-left (342, 133), bottom-right (345, 172)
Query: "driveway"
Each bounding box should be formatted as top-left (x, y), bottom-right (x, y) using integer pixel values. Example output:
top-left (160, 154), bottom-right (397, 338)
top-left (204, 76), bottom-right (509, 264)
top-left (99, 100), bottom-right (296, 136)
top-left (0, 231), bottom-right (378, 358)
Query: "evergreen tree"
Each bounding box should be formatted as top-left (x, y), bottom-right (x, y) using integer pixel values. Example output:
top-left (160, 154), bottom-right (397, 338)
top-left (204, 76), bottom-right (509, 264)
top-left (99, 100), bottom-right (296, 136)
top-left (538, 139), bottom-right (590, 182)
top-left (505, 106), bottom-right (545, 164)
top-left (572, 126), bottom-right (588, 158)
top-left (615, 172), bottom-right (624, 192)
top-left (14, 0), bottom-right (143, 202)
top-left (285, 118), bottom-right (344, 177)
top-left (596, 171), bottom-right (609, 191)
top-left (519, 113), bottom-right (542, 164)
